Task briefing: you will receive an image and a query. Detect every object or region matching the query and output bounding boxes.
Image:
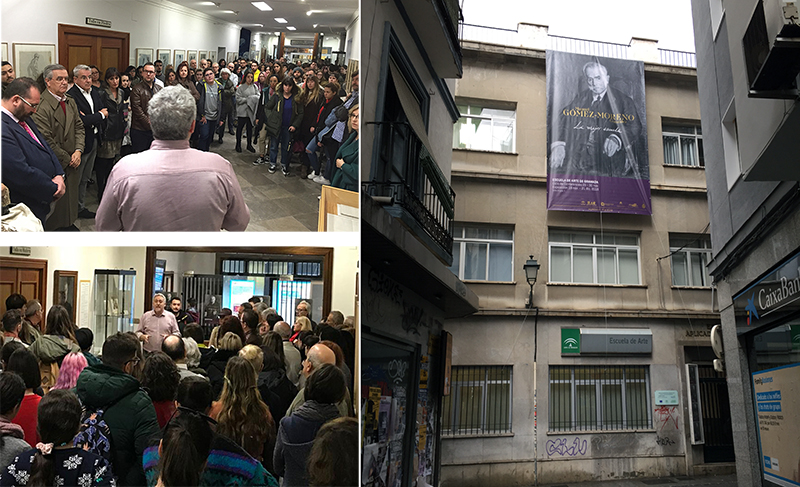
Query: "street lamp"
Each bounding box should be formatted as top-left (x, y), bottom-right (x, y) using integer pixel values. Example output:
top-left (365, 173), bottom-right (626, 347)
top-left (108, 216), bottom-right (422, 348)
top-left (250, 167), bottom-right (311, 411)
top-left (523, 255), bottom-right (540, 309)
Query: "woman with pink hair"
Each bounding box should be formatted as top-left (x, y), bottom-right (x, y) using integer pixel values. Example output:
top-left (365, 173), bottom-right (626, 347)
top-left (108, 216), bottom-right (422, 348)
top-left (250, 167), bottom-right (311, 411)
top-left (51, 352), bottom-right (88, 390)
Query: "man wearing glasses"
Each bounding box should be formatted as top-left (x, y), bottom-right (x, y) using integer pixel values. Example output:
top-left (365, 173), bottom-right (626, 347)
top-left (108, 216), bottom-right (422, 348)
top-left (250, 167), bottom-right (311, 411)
top-left (135, 293), bottom-right (181, 353)
top-left (1, 77), bottom-right (65, 226)
top-left (130, 62), bottom-right (161, 153)
top-left (31, 64), bottom-right (85, 231)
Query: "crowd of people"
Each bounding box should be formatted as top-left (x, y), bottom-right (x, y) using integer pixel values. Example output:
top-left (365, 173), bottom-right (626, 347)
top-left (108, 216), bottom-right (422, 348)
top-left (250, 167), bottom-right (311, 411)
top-left (0, 292), bottom-right (358, 486)
top-left (1, 55), bottom-right (359, 231)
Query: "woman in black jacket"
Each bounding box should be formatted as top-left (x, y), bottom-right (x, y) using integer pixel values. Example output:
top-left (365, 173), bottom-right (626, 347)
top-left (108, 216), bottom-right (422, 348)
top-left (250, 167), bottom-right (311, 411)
top-left (305, 82), bottom-right (343, 183)
top-left (95, 67), bottom-right (127, 202)
top-left (261, 76), bottom-right (303, 177)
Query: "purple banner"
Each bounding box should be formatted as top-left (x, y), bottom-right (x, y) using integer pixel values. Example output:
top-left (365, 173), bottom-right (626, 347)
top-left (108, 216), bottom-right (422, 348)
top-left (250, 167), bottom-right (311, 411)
top-left (546, 51), bottom-right (651, 215)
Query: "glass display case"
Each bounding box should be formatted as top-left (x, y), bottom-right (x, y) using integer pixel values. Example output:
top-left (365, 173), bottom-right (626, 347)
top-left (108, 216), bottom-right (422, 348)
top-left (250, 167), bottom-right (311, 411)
top-left (94, 269), bottom-right (136, 349)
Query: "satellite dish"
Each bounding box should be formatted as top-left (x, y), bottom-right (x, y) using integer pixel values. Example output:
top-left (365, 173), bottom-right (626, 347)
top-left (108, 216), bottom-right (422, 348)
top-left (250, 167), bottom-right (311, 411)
top-left (710, 324), bottom-right (724, 359)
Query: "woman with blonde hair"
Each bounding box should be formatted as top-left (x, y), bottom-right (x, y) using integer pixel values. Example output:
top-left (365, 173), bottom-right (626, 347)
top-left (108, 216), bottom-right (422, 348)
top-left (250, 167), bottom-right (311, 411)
top-left (290, 316), bottom-right (312, 343)
top-left (214, 356), bottom-right (277, 475)
top-left (207, 331), bottom-right (243, 398)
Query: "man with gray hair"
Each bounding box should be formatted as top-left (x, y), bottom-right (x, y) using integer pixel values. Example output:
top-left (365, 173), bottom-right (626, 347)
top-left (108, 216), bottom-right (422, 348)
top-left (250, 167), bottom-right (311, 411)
top-left (135, 293), bottom-right (180, 353)
top-left (96, 85), bottom-right (250, 231)
top-left (274, 321), bottom-right (302, 385)
top-left (31, 64), bottom-right (85, 231)
top-left (67, 64), bottom-right (107, 220)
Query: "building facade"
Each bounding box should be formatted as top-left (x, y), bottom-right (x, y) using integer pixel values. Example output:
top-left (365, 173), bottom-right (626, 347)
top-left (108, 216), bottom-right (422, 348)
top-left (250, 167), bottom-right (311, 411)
top-left (440, 25), bottom-right (730, 485)
top-left (691, 2), bottom-right (800, 487)
top-left (360, 1), bottom-right (479, 486)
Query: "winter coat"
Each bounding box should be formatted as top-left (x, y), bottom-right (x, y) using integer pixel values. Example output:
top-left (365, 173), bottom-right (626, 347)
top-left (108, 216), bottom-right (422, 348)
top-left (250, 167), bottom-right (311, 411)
top-left (0, 417), bottom-right (29, 472)
top-left (262, 93), bottom-right (303, 138)
top-left (75, 363), bottom-right (160, 486)
top-left (29, 335), bottom-right (80, 391)
top-left (206, 349), bottom-right (238, 399)
top-left (273, 401), bottom-right (341, 487)
top-left (219, 77), bottom-right (235, 113)
top-left (100, 87), bottom-right (127, 141)
top-left (257, 368), bottom-right (299, 422)
top-left (331, 131), bottom-right (359, 192)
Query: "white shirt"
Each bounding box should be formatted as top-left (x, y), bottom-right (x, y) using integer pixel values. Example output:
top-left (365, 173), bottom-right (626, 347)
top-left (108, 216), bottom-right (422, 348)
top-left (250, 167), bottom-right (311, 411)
top-left (154, 78), bottom-right (164, 88)
top-left (79, 86), bottom-right (103, 134)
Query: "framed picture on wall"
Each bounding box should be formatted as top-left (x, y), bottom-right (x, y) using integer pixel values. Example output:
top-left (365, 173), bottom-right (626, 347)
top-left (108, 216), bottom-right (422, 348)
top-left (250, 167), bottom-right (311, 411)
top-left (13, 43), bottom-right (55, 80)
top-left (2, 43), bottom-right (7, 62)
top-left (199, 50), bottom-right (208, 61)
top-left (207, 50), bottom-right (216, 63)
top-left (173, 50), bottom-right (185, 66)
top-left (157, 49), bottom-right (171, 67)
top-left (53, 270), bottom-right (78, 326)
top-left (136, 48), bottom-right (154, 67)
top-left (217, 47), bottom-right (226, 64)
top-left (187, 50), bottom-right (197, 63)
top-left (226, 51), bottom-right (237, 63)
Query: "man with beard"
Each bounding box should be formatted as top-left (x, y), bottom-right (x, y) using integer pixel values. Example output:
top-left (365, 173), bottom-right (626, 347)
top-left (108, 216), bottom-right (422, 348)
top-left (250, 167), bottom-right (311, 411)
top-left (135, 293), bottom-right (180, 353)
top-left (168, 296), bottom-right (195, 334)
top-left (1, 77), bottom-right (66, 226)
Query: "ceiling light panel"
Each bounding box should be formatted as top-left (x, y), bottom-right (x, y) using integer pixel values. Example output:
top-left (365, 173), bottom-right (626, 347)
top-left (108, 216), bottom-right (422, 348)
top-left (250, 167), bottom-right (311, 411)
top-left (251, 2), bottom-right (272, 10)
top-left (275, 17), bottom-right (288, 23)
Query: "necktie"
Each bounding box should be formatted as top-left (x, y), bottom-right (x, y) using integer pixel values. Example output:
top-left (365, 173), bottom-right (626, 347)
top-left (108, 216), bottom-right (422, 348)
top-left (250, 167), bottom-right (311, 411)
top-left (59, 100), bottom-right (66, 116)
top-left (19, 120), bottom-right (43, 147)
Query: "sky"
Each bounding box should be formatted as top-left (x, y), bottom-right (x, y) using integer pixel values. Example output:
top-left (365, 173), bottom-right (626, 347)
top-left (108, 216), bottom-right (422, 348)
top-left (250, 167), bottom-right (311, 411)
top-left (460, 0), bottom-right (697, 53)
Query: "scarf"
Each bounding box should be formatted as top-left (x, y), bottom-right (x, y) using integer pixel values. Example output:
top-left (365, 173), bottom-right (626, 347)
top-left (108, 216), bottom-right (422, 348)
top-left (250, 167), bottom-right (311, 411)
top-left (0, 416), bottom-right (24, 439)
top-left (293, 400), bottom-right (340, 423)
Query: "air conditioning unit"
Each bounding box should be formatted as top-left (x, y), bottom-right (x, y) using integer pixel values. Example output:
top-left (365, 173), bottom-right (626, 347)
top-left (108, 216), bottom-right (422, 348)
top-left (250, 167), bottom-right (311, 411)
top-left (743, 0), bottom-right (800, 98)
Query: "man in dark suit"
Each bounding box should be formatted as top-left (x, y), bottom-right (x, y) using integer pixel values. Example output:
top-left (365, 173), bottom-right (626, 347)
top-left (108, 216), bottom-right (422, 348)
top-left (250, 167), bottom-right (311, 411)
top-left (1, 77), bottom-right (66, 225)
top-left (67, 64), bottom-right (107, 219)
top-left (550, 61), bottom-right (644, 179)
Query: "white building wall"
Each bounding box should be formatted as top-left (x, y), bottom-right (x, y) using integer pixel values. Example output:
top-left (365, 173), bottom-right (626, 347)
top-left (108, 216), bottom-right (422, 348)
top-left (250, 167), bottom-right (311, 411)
top-left (1, 0), bottom-right (240, 67)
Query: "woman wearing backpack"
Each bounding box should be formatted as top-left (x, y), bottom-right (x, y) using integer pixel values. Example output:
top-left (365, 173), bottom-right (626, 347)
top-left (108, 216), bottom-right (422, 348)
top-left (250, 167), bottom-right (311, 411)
top-left (0, 390), bottom-right (116, 486)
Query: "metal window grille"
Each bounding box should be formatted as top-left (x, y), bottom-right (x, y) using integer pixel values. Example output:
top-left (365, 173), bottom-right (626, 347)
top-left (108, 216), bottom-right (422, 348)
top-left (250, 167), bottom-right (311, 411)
top-left (549, 365), bottom-right (651, 432)
top-left (442, 365), bottom-right (513, 435)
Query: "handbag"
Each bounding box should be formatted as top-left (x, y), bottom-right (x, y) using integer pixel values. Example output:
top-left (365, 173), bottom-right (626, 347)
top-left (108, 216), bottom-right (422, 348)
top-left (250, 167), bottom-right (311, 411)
top-left (292, 139), bottom-right (304, 153)
top-left (333, 104), bottom-right (348, 122)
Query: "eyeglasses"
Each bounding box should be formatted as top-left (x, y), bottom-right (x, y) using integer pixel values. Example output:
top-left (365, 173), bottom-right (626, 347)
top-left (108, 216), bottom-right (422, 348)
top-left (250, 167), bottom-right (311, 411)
top-left (18, 96), bottom-right (39, 109)
top-left (143, 70), bottom-right (155, 74)
top-left (350, 113), bottom-right (359, 119)
top-left (125, 357), bottom-right (141, 367)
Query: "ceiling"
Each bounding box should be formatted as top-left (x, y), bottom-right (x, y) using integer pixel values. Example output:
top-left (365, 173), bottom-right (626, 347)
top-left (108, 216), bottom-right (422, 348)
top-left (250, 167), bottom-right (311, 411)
top-left (171, 0), bottom-right (357, 35)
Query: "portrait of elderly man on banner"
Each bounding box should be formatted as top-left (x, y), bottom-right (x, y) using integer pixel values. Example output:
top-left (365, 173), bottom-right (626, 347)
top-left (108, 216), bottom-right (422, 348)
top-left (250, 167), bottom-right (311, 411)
top-left (546, 51), bottom-right (650, 215)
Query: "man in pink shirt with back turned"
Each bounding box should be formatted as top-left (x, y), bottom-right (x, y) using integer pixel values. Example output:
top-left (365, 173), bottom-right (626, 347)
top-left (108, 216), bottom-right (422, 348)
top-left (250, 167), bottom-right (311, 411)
top-left (135, 293), bottom-right (180, 353)
top-left (96, 85), bottom-right (250, 231)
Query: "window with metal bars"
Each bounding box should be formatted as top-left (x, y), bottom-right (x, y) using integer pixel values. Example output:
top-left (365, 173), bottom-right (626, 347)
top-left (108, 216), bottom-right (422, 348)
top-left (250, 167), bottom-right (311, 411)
top-left (549, 365), bottom-right (651, 431)
top-left (442, 365), bottom-right (512, 435)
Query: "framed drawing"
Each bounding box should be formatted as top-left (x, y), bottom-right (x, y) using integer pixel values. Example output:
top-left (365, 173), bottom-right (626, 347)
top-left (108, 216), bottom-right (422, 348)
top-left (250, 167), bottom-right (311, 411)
top-left (173, 50), bottom-right (185, 66)
top-left (226, 51), bottom-right (237, 63)
top-left (1, 43), bottom-right (7, 62)
top-left (13, 43), bottom-right (56, 80)
top-left (199, 50), bottom-right (208, 61)
top-left (157, 49), bottom-right (171, 67)
top-left (187, 50), bottom-right (197, 63)
top-left (136, 48), bottom-right (154, 66)
top-left (207, 49), bottom-right (216, 63)
top-left (53, 270), bottom-right (78, 326)
top-left (217, 47), bottom-right (226, 64)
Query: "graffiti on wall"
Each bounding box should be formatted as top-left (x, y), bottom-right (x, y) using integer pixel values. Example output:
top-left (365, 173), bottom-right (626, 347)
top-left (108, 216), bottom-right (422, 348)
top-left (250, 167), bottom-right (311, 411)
top-left (654, 406), bottom-right (680, 432)
top-left (655, 435), bottom-right (676, 446)
top-left (546, 437), bottom-right (588, 457)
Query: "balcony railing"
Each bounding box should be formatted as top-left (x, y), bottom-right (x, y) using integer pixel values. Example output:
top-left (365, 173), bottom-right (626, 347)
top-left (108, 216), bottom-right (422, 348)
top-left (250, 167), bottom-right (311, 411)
top-left (461, 24), bottom-right (697, 68)
top-left (363, 121), bottom-right (456, 258)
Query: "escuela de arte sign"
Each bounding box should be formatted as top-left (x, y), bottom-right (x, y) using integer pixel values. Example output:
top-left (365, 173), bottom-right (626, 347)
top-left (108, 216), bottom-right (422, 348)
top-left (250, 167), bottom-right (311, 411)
top-left (733, 250), bottom-right (800, 333)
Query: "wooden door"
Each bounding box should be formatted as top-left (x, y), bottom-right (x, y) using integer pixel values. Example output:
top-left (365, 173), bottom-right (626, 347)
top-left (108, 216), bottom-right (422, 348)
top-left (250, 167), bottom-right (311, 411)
top-left (0, 257), bottom-right (48, 314)
top-left (58, 24), bottom-right (129, 76)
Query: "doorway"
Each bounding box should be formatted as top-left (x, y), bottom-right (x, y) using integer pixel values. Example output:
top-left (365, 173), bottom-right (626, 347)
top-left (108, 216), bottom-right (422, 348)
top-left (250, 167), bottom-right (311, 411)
top-left (698, 365), bottom-right (735, 463)
top-left (58, 24), bottom-right (130, 76)
top-left (0, 257), bottom-right (48, 314)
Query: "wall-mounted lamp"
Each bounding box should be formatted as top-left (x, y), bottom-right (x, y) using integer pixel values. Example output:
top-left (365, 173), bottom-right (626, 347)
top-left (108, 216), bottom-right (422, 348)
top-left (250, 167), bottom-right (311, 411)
top-left (523, 255), bottom-right (540, 309)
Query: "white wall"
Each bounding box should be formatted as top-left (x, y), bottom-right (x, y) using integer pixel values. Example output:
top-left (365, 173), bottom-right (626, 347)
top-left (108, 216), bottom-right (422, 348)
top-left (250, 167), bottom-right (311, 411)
top-left (0, 247), bottom-right (148, 338)
top-left (331, 246), bottom-right (358, 317)
top-left (345, 11), bottom-right (360, 62)
top-left (1, 0), bottom-right (241, 67)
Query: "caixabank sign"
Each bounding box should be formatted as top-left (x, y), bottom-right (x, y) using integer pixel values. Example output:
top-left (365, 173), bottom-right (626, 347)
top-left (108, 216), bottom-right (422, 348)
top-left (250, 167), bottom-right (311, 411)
top-left (561, 328), bottom-right (652, 355)
top-left (733, 250), bottom-right (800, 335)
